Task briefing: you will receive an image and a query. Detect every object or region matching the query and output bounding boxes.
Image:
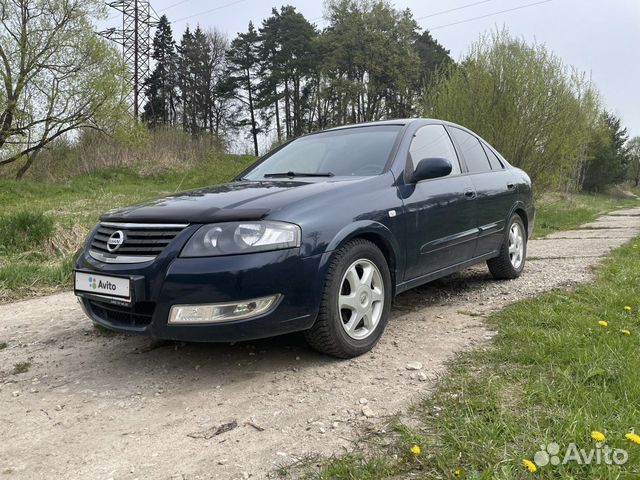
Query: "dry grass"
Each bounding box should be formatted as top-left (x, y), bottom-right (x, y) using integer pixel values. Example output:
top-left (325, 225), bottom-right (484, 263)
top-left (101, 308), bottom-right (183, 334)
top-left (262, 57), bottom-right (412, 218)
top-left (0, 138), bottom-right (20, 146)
top-left (7, 127), bottom-right (225, 183)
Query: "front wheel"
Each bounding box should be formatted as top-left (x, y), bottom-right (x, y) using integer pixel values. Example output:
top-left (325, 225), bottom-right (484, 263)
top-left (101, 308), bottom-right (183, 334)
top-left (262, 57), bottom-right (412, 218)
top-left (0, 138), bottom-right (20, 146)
top-left (304, 239), bottom-right (392, 358)
top-left (487, 214), bottom-right (527, 280)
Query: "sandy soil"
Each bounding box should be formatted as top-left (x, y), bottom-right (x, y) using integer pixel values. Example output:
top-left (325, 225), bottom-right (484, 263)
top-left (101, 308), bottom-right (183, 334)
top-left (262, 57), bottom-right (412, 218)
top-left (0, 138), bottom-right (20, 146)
top-left (2, 208), bottom-right (640, 480)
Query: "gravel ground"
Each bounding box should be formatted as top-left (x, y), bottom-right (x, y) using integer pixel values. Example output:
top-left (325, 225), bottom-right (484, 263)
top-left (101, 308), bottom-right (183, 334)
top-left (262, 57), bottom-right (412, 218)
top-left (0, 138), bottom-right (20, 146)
top-left (1, 208), bottom-right (640, 480)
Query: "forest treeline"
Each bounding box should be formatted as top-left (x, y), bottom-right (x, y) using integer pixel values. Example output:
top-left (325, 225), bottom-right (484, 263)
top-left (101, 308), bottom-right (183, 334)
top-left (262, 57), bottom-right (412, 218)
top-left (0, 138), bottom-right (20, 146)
top-left (0, 0), bottom-right (638, 192)
top-left (141, 0), bottom-right (635, 193)
top-left (142, 1), bottom-right (451, 156)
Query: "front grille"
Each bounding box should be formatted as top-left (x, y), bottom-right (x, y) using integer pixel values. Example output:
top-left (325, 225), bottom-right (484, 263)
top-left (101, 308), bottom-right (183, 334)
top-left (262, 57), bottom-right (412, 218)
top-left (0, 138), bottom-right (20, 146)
top-left (89, 222), bottom-right (187, 263)
top-left (88, 299), bottom-right (155, 328)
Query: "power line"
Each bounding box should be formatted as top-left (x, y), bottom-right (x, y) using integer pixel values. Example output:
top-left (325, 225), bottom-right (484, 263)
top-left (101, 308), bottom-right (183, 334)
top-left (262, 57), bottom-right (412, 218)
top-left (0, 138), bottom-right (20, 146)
top-left (415, 0), bottom-right (495, 21)
top-left (171, 0), bottom-right (248, 24)
top-left (158, 0), bottom-right (190, 13)
top-left (428, 0), bottom-right (554, 30)
top-left (302, 0), bottom-right (500, 27)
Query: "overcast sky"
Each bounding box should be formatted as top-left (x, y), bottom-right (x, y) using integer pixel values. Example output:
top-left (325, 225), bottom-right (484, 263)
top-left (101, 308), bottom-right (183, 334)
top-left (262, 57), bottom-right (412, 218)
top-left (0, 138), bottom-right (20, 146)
top-left (106, 0), bottom-right (640, 138)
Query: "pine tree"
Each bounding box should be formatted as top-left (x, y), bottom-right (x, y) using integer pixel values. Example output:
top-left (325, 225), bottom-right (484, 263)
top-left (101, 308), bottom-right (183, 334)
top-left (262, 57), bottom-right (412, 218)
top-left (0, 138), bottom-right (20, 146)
top-left (142, 15), bottom-right (178, 126)
top-left (177, 28), bottom-right (193, 132)
top-left (321, 0), bottom-right (422, 123)
top-left (226, 22), bottom-right (262, 156)
top-left (582, 112), bottom-right (630, 191)
top-left (259, 6), bottom-right (318, 138)
top-left (413, 30), bottom-right (452, 94)
top-left (191, 27), bottom-right (211, 133)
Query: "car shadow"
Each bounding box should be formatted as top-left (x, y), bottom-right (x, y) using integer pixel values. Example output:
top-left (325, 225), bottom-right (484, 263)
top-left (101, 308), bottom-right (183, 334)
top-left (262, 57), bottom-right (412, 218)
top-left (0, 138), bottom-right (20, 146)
top-left (50, 265), bottom-right (495, 399)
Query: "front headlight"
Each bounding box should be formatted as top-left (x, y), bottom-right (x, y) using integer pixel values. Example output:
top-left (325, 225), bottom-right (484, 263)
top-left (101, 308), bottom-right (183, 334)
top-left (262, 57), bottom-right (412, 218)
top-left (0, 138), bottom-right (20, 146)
top-left (180, 221), bottom-right (301, 257)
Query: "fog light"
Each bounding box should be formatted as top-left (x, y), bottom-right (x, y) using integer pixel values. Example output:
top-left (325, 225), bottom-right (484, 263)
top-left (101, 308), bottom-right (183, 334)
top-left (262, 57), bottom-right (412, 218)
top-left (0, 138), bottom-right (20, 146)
top-left (168, 295), bottom-right (280, 324)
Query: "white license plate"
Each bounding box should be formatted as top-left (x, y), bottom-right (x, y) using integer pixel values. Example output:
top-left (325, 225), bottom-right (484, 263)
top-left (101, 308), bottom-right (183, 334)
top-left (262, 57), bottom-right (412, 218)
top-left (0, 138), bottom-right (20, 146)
top-left (74, 271), bottom-right (131, 302)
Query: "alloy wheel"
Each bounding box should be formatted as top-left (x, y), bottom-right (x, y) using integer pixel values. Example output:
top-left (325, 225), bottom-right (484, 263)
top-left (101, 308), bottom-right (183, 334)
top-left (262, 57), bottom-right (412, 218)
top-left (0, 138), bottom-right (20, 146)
top-left (508, 222), bottom-right (524, 269)
top-left (338, 259), bottom-right (384, 340)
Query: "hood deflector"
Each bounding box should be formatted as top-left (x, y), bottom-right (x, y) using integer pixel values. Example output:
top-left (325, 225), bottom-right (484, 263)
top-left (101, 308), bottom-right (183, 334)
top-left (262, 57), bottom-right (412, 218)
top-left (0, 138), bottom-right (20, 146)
top-left (100, 207), bottom-right (270, 224)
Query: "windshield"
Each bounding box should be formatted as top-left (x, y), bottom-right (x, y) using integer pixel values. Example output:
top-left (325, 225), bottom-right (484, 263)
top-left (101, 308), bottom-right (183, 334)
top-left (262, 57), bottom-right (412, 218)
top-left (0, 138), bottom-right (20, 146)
top-left (243, 125), bottom-right (402, 180)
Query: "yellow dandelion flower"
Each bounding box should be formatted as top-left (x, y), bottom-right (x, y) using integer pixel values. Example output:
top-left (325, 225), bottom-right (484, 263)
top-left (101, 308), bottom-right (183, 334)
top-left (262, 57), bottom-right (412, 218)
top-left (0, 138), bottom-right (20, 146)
top-left (410, 444), bottom-right (421, 455)
top-left (522, 459), bottom-right (537, 473)
top-left (621, 329), bottom-right (631, 336)
top-left (624, 306), bottom-right (632, 311)
top-left (591, 431), bottom-right (606, 442)
top-left (626, 433), bottom-right (640, 445)
top-left (454, 469), bottom-right (462, 476)
top-left (598, 320), bottom-right (608, 327)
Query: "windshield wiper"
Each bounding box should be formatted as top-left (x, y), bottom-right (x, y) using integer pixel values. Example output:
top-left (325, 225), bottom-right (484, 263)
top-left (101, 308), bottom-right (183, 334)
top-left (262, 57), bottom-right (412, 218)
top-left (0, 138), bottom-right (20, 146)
top-left (263, 171), bottom-right (335, 178)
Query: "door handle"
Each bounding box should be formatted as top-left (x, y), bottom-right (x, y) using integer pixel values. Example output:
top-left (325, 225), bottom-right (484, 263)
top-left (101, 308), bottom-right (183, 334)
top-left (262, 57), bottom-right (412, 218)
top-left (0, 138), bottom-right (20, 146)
top-left (464, 189), bottom-right (476, 199)
top-left (507, 183), bottom-right (516, 190)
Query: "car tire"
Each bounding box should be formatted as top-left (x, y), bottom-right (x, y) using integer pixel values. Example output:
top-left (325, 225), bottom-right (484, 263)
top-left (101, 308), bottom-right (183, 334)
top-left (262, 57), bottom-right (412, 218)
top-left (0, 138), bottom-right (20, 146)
top-left (304, 239), bottom-right (392, 358)
top-left (487, 213), bottom-right (527, 280)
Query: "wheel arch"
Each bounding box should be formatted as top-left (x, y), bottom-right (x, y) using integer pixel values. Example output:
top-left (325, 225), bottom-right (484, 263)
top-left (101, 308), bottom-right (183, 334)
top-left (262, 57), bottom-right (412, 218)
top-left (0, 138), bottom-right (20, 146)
top-left (509, 202), bottom-right (529, 238)
top-left (326, 221), bottom-right (401, 297)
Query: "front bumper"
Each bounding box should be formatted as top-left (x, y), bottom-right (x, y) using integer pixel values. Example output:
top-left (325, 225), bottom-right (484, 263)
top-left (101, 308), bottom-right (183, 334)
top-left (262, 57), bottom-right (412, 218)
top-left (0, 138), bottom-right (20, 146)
top-left (75, 246), bottom-right (327, 342)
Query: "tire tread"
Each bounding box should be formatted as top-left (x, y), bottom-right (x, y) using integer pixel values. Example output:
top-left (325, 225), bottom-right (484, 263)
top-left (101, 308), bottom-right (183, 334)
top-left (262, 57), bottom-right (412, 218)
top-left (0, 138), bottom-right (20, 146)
top-left (487, 214), bottom-right (526, 280)
top-left (304, 239), bottom-right (388, 358)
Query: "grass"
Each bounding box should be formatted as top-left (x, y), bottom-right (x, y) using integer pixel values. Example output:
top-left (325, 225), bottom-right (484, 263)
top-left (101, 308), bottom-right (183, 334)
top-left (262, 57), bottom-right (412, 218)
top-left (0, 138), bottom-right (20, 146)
top-left (297, 238), bottom-right (640, 479)
top-left (533, 191), bottom-right (639, 238)
top-left (91, 324), bottom-right (120, 337)
top-left (0, 154), bottom-right (254, 302)
top-left (0, 211), bottom-right (54, 252)
top-left (0, 161), bottom-right (635, 303)
top-left (12, 362), bottom-right (31, 375)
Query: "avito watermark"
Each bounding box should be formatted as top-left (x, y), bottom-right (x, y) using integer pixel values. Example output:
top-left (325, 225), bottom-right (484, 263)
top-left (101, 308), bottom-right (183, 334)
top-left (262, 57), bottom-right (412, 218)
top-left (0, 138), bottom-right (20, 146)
top-left (534, 442), bottom-right (628, 467)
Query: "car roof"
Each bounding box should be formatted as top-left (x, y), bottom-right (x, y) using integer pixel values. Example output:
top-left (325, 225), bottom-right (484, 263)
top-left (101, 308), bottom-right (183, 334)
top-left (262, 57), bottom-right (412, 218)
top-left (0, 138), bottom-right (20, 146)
top-left (325, 118), bottom-right (467, 130)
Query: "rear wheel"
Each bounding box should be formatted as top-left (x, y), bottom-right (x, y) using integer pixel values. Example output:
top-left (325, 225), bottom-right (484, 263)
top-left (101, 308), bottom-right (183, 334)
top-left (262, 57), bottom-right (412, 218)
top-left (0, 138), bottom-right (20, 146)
top-left (487, 214), bottom-right (526, 279)
top-left (304, 239), bottom-right (392, 358)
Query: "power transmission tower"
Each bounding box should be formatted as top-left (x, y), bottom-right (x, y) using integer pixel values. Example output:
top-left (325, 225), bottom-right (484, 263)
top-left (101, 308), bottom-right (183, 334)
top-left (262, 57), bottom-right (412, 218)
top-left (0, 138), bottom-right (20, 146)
top-left (99, 0), bottom-right (159, 118)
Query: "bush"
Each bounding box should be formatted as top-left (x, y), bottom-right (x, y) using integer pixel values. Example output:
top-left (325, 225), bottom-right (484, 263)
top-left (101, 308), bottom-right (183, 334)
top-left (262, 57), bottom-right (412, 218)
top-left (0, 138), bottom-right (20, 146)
top-left (424, 28), bottom-right (600, 193)
top-left (0, 211), bottom-right (54, 253)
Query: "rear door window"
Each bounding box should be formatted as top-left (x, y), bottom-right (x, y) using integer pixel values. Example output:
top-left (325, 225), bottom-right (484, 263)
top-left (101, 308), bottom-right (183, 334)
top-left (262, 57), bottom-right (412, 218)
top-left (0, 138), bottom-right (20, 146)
top-left (449, 127), bottom-right (491, 173)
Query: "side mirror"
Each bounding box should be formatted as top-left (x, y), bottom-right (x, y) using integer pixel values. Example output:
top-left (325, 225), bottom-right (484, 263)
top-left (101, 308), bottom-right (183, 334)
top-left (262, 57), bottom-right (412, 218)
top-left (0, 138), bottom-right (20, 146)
top-left (412, 157), bottom-right (452, 182)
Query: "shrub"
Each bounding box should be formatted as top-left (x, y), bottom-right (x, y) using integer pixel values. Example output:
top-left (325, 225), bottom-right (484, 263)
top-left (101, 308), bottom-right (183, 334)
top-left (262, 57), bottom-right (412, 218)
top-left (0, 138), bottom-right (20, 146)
top-left (424, 28), bottom-right (600, 193)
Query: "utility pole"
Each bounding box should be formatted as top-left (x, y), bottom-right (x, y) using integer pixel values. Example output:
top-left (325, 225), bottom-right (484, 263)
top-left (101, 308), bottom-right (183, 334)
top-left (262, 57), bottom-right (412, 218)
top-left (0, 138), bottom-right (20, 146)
top-left (99, 0), bottom-right (158, 118)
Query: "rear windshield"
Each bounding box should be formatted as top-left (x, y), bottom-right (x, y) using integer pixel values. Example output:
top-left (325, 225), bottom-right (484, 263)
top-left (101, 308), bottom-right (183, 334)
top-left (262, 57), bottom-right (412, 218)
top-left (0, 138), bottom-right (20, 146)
top-left (244, 125), bottom-right (402, 179)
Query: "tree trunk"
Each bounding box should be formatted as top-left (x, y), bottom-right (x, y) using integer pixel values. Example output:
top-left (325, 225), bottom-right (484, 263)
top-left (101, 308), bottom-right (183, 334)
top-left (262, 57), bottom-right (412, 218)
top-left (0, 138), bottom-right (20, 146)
top-left (284, 79), bottom-right (291, 138)
top-left (293, 77), bottom-right (301, 136)
top-left (274, 91), bottom-right (281, 143)
top-left (246, 70), bottom-right (259, 157)
top-left (16, 151), bottom-right (38, 179)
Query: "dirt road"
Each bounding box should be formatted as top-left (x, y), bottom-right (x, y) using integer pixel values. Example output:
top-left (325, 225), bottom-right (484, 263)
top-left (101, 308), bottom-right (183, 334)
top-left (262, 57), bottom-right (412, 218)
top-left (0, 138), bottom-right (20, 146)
top-left (2, 208), bottom-right (640, 480)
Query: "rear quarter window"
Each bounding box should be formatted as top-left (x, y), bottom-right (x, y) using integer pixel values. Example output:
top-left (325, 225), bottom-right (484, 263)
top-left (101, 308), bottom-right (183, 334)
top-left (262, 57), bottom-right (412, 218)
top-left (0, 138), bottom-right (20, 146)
top-left (483, 143), bottom-right (504, 170)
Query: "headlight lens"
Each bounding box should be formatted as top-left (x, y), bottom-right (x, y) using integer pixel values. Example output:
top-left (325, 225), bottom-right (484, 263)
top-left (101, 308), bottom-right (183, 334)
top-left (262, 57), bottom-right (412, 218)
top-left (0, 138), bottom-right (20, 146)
top-left (181, 221), bottom-right (301, 257)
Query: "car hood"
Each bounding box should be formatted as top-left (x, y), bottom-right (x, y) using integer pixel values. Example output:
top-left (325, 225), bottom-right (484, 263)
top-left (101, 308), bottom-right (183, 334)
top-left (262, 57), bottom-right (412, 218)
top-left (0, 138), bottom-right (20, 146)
top-left (100, 178), bottom-right (368, 224)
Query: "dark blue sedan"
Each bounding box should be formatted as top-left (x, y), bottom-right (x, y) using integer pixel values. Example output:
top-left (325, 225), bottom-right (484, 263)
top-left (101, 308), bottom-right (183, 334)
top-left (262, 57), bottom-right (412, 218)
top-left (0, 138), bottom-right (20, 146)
top-left (74, 119), bottom-right (534, 358)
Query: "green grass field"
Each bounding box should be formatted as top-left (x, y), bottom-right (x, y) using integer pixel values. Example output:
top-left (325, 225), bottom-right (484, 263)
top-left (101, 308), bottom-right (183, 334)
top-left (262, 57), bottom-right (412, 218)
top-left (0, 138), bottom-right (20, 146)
top-left (0, 155), bottom-right (254, 302)
top-left (533, 192), bottom-right (638, 238)
top-left (0, 162), bottom-right (636, 303)
top-left (298, 239), bottom-right (640, 479)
